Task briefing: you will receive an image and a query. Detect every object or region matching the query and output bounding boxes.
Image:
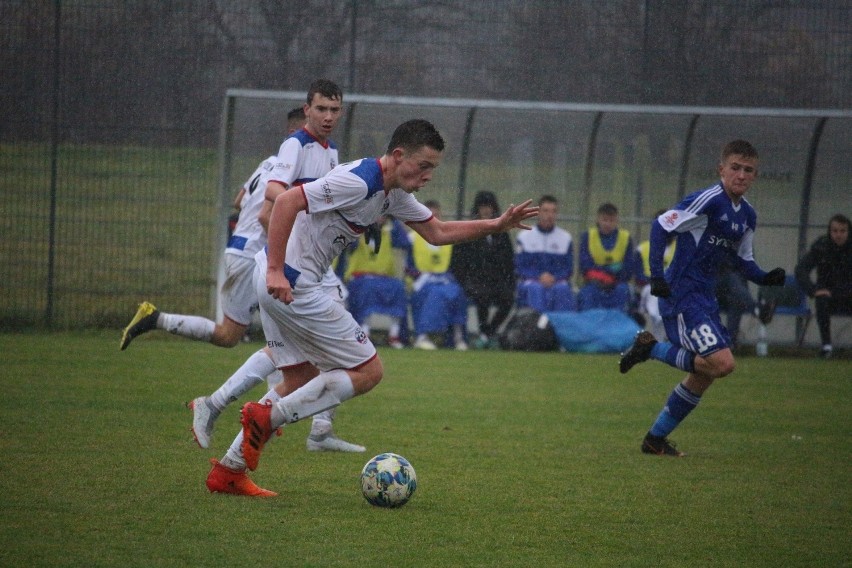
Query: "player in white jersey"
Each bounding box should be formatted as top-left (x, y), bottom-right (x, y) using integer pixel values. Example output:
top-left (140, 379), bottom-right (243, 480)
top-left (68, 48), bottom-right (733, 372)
top-left (120, 107), bottom-right (306, 352)
top-left (204, 119), bottom-right (539, 496)
top-left (189, 81), bottom-right (363, 454)
top-left (619, 140), bottom-right (786, 457)
top-left (118, 108), bottom-right (307, 446)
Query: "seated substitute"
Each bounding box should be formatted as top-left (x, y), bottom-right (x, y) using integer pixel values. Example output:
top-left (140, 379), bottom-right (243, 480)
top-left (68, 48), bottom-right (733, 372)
top-left (634, 210), bottom-right (676, 340)
top-left (577, 202), bottom-right (636, 312)
top-left (450, 191), bottom-right (516, 349)
top-left (407, 200), bottom-right (470, 350)
top-left (514, 194), bottom-right (575, 312)
top-left (795, 213), bottom-right (852, 358)
top-left (342, 215), bottom-right (411, 349)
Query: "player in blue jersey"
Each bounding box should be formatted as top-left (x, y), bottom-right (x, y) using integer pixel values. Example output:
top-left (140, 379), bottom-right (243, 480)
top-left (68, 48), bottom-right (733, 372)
top-left (619, 140), bottom-right (786, 456)
top-left (204, 119), bottom-right (539, 496)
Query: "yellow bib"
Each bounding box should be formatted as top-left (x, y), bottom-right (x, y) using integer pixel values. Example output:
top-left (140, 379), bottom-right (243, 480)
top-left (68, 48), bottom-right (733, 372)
top-left (637, 239), bottom-right (676, 277)
top-left (588, 227), bottom-right (630, 267)
top-left (411, 233), bottom-right (452, 273)
top-left (344, 225), bottom-right (398, 280)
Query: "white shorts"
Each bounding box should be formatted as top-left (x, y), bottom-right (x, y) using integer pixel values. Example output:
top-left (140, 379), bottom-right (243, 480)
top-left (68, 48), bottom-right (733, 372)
top-left (255, 257), bottom-right (375, 371)
top-left (220, 253), bottom-right (258, 325)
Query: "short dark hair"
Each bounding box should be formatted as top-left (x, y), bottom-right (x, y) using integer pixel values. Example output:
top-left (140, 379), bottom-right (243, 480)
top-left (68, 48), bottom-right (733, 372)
top-left (829, 213), bottom-right (851, 233)
top-left (287, 107), bottom-right (305, 121)
top-left (539, 194), bottom-right (558, 207)
top-left (307, 79), bottom-right (343, 105)
top-left (386, 119), bottom-right (445, 154)
top-left (597, 202), bottom-right (618, 216)
top-left (721, 139), bottom-right (758, 161)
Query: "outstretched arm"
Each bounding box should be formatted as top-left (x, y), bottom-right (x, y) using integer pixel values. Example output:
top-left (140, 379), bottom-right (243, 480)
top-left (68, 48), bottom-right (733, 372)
top-left (410, 200), bottom-right (538, 246)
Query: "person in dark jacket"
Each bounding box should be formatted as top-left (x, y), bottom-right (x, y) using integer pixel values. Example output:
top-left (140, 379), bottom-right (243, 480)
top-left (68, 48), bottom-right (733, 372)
top-left (450, 191), bottom-right (517, 349)
top-left (795, 213), bottom-right (852, 358)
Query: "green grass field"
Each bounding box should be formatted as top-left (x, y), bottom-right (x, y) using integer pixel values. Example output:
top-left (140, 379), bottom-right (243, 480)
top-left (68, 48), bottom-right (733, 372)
top-left (1, 331), bottom-right (849, 567)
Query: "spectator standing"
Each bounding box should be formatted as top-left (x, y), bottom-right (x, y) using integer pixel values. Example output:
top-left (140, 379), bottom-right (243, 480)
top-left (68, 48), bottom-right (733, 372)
top-left (450, 191), bottom-right (516, 349)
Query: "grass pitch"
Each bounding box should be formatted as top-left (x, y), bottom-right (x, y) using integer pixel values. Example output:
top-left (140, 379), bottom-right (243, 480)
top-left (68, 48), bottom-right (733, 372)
top-left (0, 331), bottom-right (848, 567)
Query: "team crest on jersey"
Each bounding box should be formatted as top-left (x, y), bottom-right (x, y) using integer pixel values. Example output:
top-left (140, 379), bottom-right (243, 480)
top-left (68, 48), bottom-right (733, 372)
top-left (663, 211), bottom-right (679, 226)
top-left (333, 234), bottom-right (348, 247)
top-left (380, 200), bottom-right (390, 215)
top-left (355, 328), bottom-right (368, 344)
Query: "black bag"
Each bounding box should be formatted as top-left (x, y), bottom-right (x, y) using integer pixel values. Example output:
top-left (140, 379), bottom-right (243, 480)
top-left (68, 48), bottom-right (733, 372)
top-left (497, 308), bottom-right (558, 352)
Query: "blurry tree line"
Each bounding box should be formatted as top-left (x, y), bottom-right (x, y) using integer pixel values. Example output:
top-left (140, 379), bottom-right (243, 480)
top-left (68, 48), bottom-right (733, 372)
top-left (2, 0), bottom-right (849, 148)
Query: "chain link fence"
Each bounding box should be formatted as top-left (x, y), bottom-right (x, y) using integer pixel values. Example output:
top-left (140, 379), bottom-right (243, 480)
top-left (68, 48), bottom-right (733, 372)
top-left (1, 0), bottom-right (849, 330)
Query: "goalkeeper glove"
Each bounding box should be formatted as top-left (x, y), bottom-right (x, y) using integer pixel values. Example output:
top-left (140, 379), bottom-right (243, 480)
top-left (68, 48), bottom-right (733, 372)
top-left (650, 277), bottom-right (671, 298)
top-left (762, 268), bottom-right (786, 286)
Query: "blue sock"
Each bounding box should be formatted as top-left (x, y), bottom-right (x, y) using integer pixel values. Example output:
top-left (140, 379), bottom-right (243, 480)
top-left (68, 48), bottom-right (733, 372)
top-left (650, 342), bottom-right (696, 372)
top-left (649, 383), bottom-right (702, 438)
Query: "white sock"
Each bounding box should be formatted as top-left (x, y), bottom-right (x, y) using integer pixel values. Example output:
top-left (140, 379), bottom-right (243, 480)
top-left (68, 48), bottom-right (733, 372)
top-left (209, 350), bottom-right (276, 411)
top-left (453, 324), bottom-right (464, 344)
top-left (271, 369), bottom-right (355, 428)
top-left (158, 312), bottom-right (215, 342)
top-left (221, 388), bottom-right (282, 470)
top-left (311, 407), bottom-right (336, 437)
top-left (388, 322), bottom-right (401, 337)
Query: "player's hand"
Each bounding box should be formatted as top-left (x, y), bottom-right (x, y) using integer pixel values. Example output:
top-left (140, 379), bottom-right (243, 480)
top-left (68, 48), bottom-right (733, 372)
top-left (762, 268), bottom-right (786, 286)
top-left (650, 277), bottom-right (671, 298)
top-left (497, 200), bottom-right (539, 231)
top-left (266, 269), bottom-right (294, 304)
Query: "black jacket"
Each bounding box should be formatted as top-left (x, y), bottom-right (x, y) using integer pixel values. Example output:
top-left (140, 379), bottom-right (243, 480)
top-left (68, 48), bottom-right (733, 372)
top-left (450, 232), bottom-right (516, 296)
top-left (795, 235), bottom-right (852, 297)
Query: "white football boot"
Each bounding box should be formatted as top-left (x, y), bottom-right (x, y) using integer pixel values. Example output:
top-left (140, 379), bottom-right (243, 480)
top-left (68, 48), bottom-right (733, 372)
top-left (189, 396), bottom-right (220, 449)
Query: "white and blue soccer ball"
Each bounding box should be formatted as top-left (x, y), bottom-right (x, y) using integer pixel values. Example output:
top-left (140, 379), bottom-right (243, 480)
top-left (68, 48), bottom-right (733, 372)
top-left (360, 452), bottom-right (417, 508)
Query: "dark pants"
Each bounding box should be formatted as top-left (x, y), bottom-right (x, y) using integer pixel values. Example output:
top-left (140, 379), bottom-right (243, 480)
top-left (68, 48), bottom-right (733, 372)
top-left (466, 286), bottom-right (514, 338)
top-left (814, 292), bottom-right (852, 346)
top-left (716, 271), bottom-right (756, 346)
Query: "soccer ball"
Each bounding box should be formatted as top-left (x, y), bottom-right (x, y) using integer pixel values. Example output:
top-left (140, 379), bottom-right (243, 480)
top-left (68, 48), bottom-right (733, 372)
top-left (360, 453), bottom-right (417, 508)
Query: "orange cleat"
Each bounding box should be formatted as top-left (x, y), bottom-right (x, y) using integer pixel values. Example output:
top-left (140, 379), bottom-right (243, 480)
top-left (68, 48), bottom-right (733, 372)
top-left (205, 458), bottom-right (277, 497)
top-left (240, 401), bottom-right (275, 471)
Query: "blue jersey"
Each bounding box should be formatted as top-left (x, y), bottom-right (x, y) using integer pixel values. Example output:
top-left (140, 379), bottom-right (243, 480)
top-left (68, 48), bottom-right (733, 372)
top-left (514, 225), bottom-right (574, 281)
top-left (650, 183), bottom-right (768, 317)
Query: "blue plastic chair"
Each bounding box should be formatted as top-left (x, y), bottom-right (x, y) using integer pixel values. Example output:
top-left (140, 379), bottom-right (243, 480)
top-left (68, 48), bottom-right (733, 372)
top-left (758, 275), bottom-right (812, 346)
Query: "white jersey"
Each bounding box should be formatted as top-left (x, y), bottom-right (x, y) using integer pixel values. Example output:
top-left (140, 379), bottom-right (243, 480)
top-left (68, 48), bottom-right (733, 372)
top-left (270, 128), bottom-right (339, 189)
top-left (269, 127), bottom-right (342, 289)
top-left (261, 157), bottom-right (433, 292)
top-left (227, 156), bottom-right (277, 259)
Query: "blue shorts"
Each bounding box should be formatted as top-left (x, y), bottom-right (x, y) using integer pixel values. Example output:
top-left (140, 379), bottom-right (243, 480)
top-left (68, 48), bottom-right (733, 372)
top-left (662, 302), bottom-right (731, 357)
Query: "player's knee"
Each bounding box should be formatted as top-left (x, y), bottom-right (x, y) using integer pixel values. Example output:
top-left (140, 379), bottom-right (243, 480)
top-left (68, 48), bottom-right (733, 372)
top-left (354, 358), bottom-right (384, 394)
top-left (712, 358), bottom-right (736, 378)
top-left (211, 320), bottom-right (247, 347)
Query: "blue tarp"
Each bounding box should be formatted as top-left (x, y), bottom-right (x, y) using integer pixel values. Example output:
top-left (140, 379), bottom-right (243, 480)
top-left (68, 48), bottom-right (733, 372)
top-left (545, 309), bottom-right (641, 353)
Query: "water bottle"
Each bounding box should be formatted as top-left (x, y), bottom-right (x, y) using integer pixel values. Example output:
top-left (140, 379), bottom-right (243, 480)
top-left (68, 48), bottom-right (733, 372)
top-left (756, 324), bottom-right (768, 357)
